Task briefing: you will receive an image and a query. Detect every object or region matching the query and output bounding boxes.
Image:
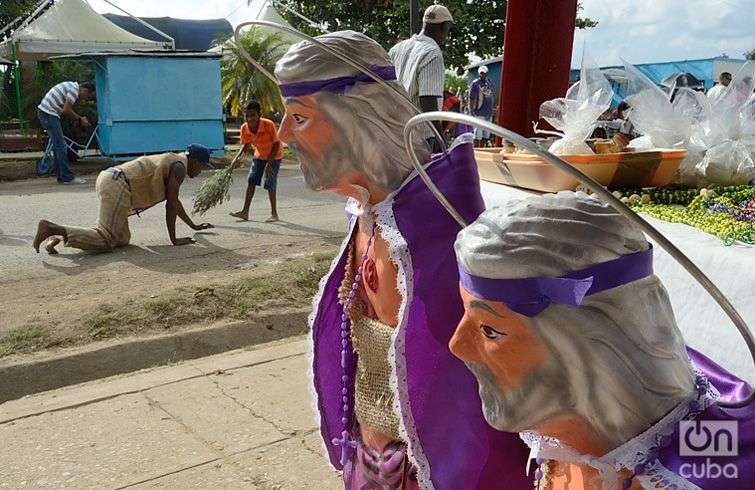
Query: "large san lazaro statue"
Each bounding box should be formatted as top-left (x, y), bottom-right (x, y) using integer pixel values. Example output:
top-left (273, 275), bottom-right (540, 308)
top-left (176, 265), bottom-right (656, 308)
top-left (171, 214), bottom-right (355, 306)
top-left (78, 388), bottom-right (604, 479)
top-left (274, 31), bottom-right (529, 488)
top-left (450, 192), bottom-right (754, 489)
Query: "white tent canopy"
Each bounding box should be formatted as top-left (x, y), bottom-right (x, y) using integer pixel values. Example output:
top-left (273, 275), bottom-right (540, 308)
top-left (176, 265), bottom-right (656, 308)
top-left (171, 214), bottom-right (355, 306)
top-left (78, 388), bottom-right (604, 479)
top-left (248, 0), bottom-right (301, 46)
top-left (0, 0), bottom-right (171, 60)
top-left (210, 0), bottom-right (301, 55)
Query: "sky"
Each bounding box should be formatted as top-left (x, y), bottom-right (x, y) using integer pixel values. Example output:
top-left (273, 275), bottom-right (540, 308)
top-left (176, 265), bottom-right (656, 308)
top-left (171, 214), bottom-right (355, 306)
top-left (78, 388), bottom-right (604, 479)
top-left (87, 0), bottom-right (755, 67)
top-left (574, 0), bottom-right (755, 66)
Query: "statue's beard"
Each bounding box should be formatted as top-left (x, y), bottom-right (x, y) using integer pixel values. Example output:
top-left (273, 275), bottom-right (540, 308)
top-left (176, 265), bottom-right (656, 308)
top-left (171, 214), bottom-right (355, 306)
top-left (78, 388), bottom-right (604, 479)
top-left (289, 142), bottom-right (359, 192)
top-left (465, 360), bottom-right (573, 434)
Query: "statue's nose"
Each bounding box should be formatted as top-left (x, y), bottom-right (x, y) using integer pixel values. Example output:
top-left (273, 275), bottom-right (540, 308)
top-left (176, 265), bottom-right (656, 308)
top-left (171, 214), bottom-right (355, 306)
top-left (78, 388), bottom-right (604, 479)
top-left (449, 318), bottom-right (478, 363)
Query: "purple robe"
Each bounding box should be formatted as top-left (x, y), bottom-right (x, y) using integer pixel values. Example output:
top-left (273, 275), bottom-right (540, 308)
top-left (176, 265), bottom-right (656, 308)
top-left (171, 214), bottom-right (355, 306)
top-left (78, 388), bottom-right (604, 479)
top-left (308, 141), bottom-right (531, 489)
top-left (454, 123), bottom-right (473, 138)
top-left (653, 348), bottom-right (754, 489)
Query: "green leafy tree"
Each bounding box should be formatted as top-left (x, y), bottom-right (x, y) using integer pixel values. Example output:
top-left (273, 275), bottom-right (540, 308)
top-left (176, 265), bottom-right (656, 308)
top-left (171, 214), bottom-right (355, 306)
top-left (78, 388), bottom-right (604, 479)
top-left (279, 1), bottom-right (597, 72)
top-left (576, 2), bottom-right (598, 29)
top-left (445, 72), bottom-right (468, 95)
top-left (220, 28), bottom-right (287, 118)
top-left (1, 0), bottom-right (38, 40)
top-left (0, 73), bottom-right (12, 119)
top-left (745, 48), bottom-right (755, 61)
top-left (1, 0), bottom-right (43, 121)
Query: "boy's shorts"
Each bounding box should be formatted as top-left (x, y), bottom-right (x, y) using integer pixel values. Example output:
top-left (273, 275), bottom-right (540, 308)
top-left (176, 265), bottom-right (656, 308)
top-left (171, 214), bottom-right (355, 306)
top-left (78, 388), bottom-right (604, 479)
top-left (248, 158), bottom-right (281, 192)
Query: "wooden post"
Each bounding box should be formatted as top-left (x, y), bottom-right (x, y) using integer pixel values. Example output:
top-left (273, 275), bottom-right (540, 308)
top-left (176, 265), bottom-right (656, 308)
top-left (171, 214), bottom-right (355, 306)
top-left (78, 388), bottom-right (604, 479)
top-left (497, 0), bottom-right (578, 138)
top-left (409, 0), bottom-right (421, 35)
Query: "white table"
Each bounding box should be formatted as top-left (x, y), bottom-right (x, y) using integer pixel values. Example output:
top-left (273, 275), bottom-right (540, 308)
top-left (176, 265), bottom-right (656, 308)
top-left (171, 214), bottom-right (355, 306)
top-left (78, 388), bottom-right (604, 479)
top-left (480, 181), bottom-right (755, 384)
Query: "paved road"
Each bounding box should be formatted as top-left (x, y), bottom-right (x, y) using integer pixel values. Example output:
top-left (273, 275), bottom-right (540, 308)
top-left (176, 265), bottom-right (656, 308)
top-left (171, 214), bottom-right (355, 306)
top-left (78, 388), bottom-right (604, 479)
top-left (0, 167), bottom-right (344, 280)
top-left (0, 338), bottom-right (341, 488)
top-left (0, 167), bottom-right (347, 332)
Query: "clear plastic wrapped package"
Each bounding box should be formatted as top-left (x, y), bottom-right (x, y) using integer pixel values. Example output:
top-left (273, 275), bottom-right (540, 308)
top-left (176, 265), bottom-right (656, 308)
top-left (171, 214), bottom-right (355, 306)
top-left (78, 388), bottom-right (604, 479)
top-left (539, 52), bottom-right (613, 155)
top-left (740, 93), bottom-right (755, 164)
top-left (623, 62), bottom-right (699, 149)
top-left (692, 63), bottom-right (755, 186)
top-left (622, 61), bottom-right (706, 185)
top-left (697, 139), bottom-right (754, 185)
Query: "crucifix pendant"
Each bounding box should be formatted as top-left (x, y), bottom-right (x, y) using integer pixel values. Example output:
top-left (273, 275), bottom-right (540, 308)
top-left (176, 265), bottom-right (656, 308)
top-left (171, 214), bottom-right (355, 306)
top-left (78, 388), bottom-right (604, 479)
top-left (332, 429), bottom-right (358, 466)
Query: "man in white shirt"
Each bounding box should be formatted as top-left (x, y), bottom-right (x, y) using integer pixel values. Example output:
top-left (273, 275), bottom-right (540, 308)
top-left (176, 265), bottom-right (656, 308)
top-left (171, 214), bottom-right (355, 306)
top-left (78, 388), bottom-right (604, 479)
top-left (389, 4), bottom-right (453, 149)
top-left (469, 65), bottom-right (495, 146)
top-left (706, 71), bottom-right (731, 105)
top-left (37, 81), bottom-right (96, 184)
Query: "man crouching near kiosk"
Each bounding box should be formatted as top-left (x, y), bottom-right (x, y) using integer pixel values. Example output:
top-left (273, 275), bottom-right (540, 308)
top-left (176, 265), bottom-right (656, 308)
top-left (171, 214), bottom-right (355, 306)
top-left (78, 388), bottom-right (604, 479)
top-left (33, 144), bottom-right (214, 254)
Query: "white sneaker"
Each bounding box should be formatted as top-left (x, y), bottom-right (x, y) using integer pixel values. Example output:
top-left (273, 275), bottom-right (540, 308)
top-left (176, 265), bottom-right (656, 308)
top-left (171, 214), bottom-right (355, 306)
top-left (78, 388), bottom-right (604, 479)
top-left (61, 177), bottom-right (87, 185)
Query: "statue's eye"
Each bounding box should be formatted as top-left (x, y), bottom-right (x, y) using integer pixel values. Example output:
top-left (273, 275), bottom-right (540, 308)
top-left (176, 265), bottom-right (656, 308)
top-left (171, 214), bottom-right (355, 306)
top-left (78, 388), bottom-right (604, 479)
top-left (480, 324), bottom-right (506, 340)
top-left (292, 114), bottom-right (307, 124)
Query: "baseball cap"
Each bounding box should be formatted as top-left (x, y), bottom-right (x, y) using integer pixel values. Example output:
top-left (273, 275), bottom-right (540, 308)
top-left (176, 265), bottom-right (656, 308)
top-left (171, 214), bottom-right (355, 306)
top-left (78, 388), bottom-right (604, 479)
top-left (479, 65), bottom-right (489, 74)
top-left (423, 4), bottom-right (453, 24)
top-left (187, 144), bottom-right (214, 168)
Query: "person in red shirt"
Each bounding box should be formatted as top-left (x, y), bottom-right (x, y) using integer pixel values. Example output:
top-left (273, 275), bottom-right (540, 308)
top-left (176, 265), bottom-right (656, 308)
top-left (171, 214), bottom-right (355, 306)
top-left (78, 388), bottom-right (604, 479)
top-left (442, 89), bottom-right (461, 136)
top-left (230, 100), bottom-right (283, 222)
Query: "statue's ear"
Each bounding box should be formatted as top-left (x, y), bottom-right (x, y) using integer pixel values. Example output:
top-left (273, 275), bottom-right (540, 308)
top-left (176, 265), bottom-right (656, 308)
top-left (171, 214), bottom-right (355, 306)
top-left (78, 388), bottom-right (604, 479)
top-left (363, 258), bottom-right (379, 293)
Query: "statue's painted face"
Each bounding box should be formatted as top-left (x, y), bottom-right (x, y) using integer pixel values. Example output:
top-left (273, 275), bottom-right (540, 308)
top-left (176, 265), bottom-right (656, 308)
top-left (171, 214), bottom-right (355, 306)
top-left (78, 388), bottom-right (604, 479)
top-left (278, 95), bottom-right (358, 193)
top-left (450, 286), bottom-right (568, 432)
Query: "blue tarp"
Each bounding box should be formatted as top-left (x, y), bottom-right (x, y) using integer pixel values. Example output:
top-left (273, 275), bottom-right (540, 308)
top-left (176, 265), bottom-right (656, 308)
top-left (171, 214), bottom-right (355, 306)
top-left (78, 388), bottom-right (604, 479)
top-left (466, 57), bottom-right (749, 109)
top-left (569, 57), bottom-right (748, 106)
top-left (571, 59), bottom-right (716, 86)
top-left (103, 14), bottom-right (232, 51)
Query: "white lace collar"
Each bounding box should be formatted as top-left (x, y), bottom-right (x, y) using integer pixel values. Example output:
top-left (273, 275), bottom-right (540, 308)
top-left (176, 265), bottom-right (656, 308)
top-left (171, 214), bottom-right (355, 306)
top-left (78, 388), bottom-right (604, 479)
top-left (520, 373), bottom-right (719, 490)
top-left (345, 197), bottom-right (376, 233)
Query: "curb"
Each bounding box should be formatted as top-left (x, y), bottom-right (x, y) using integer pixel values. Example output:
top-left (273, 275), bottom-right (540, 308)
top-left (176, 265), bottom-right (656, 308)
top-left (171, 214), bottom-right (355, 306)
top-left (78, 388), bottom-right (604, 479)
top-left (0, 337), bottom-right (309, 424)
top-left (0, 308), bottom-right (310, 404)
top-left (0, 158), bottom-right (114, 182)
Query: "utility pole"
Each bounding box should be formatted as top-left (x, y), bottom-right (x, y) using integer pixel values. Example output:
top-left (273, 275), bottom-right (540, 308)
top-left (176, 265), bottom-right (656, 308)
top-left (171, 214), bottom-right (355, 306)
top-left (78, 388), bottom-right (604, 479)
top-left (409, 0), bottom-right (421, 35)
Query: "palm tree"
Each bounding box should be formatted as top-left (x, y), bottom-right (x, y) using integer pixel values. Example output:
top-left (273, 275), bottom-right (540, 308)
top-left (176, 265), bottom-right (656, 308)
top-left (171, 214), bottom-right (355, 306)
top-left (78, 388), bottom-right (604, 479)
top-left (220, 28), bottom-right (287, 118)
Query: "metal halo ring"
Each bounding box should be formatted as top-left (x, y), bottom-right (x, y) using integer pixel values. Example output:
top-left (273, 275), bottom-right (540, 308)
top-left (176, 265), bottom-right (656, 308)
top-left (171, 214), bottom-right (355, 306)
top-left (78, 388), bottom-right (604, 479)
top-left (232, 20), bottom-right (449, 154)
top-left (403, 111), bottom-right (755, 408)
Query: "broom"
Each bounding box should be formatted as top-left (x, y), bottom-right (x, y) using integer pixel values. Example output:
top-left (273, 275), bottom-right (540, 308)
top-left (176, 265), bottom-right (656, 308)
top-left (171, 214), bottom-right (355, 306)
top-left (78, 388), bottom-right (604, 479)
top-left (192, 147), bottom-right (245, 216)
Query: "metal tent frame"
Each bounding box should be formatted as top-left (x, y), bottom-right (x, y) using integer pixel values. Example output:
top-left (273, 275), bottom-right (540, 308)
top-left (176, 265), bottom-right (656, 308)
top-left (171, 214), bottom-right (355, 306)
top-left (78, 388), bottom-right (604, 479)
top-left (0, 0), bottom-right (174, 130)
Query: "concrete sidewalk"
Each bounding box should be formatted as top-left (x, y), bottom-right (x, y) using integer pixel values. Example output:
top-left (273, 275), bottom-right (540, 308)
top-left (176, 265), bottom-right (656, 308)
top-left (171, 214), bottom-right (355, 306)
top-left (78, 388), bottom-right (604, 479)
top-left (0, 337), bottom-right (340, 489)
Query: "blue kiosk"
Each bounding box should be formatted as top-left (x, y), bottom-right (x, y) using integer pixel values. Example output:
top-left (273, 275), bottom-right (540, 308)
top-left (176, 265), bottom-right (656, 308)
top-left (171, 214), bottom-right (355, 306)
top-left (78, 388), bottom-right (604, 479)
top-left (54, 51), bottom-right (224, 160)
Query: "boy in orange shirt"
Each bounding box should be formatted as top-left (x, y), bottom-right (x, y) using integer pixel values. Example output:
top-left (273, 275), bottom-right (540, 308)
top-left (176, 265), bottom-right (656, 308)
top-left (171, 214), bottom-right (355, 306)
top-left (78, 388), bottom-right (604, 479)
top-left (230, 100), bottom-right (283, 222)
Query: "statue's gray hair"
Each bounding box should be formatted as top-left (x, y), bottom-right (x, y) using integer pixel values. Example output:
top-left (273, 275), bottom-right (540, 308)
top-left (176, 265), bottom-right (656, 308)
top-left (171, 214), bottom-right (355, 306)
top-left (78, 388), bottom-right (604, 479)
top-left (275, 30), bottom-right (430, 193)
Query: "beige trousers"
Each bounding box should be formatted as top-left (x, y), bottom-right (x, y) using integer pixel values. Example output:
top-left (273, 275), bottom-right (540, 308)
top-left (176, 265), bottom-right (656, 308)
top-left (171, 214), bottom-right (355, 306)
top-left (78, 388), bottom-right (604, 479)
top-left (64, 170), bottom-right (132, 251)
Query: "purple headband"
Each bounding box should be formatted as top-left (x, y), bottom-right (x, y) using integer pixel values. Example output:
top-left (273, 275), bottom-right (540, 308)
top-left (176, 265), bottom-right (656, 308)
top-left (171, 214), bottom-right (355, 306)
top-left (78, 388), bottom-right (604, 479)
top-left (278, 65), bottom-right (397, 97)
top-left (459, 245), bottom-right (654, 317)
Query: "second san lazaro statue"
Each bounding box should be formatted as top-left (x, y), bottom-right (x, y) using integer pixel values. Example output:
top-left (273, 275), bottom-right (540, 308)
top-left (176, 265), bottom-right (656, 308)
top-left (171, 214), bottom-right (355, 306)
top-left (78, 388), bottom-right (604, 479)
top-left (451, 192), bottom-right (754, 489)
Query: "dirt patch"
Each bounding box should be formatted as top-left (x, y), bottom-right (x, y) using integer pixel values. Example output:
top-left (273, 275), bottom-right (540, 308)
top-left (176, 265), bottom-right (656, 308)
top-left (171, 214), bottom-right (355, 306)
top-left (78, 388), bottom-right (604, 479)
top-left (1, 236), bottom-right (341, 335)
top-left (0, 252), bottom-right (335, 358)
